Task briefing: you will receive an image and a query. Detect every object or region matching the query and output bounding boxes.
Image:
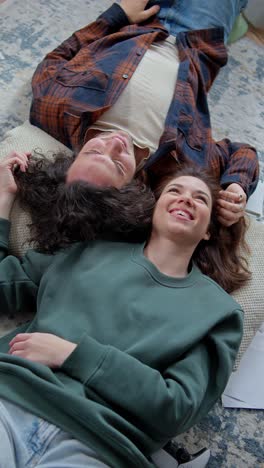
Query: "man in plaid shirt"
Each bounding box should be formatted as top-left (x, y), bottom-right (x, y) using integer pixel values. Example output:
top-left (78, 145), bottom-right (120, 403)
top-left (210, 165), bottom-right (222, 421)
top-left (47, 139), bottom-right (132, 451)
top-left (30, 0), bottom-right (258, 227)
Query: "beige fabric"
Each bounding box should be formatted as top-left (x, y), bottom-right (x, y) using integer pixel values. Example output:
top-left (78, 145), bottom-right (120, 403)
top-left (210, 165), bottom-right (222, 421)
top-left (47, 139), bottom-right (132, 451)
top-left (232, 218), bottom-right (264, 368)
top-left (0, 122), bottom-right (263, 366)
top-left (88, 35), bottom-right (179, 163)
top-left (0, 120), bottom-right (72, 256)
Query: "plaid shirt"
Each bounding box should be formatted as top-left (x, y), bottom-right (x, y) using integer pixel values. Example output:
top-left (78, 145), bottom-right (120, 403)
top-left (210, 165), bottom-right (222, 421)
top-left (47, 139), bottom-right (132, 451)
top-left (30, 3), bottom-right (258, 197)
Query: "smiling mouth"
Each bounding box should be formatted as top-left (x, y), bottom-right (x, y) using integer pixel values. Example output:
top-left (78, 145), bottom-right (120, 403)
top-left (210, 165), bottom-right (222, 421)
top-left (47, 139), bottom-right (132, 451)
top-left (169, 209), bottom-right (194, 221)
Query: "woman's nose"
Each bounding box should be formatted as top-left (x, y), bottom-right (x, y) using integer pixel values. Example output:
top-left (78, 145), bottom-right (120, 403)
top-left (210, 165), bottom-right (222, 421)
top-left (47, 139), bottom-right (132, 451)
top-left (177, 194), bottom-right (193, 206)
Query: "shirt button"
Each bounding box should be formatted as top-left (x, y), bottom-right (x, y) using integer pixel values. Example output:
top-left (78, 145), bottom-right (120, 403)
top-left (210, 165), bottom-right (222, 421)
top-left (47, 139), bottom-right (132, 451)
top-left (136, 50), bottom-right (142, 56)
top-left (122, 74), bottom-right (129, 79)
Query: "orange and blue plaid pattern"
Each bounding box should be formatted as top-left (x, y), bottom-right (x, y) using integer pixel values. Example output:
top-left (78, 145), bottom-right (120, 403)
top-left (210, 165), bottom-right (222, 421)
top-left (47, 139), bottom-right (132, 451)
top-left (30, 3), bottom-right (258, 197)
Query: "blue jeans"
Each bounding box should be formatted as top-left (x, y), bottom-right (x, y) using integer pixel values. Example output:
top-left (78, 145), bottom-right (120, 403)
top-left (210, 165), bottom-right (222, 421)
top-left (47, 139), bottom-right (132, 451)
top-left (0, 398), bottom-right (174, 468)
top-left (156, 0), bottom-right (248, 42)
top-left (0, 399), bottom-right (110, 467)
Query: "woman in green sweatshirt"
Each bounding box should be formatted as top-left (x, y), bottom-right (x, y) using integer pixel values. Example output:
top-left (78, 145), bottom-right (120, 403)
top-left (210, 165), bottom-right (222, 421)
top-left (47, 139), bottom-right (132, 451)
top-left (0, 151), bottom-right (244, 468)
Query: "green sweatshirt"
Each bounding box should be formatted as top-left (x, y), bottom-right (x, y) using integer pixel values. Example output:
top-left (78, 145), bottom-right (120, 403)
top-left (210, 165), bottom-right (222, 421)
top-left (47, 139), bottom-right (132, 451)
top-left (0, 218), bottom-right (243, 468)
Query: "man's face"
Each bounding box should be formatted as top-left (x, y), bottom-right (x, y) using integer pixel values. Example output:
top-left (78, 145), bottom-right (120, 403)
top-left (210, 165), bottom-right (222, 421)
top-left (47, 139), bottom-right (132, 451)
top-left (66, 131), bottom-right (136, 188)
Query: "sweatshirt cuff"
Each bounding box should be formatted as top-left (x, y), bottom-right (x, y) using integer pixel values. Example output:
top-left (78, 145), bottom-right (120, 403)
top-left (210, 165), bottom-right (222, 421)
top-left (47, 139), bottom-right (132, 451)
top-left (61, 334), bottom-right (109, 383)
top-left (0, 218), bottom-right (11, 245)
top-left (98, 3), bottom-right (130, 29)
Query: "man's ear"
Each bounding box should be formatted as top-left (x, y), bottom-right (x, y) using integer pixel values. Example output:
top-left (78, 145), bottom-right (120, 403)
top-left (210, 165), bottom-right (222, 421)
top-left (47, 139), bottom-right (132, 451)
top-left (137, 169), bottom-right (149, 184)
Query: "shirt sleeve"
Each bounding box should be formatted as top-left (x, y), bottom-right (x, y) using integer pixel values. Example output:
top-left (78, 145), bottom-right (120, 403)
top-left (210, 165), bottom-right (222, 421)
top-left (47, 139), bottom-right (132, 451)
top-left (216, 139), bottom-right (259, 198)
top-left (31, 4), bottom-right (129, 71)
top-left (0, 218), bottom-right (54, 316)
top-left (62, 307), bottom-right (243, 448)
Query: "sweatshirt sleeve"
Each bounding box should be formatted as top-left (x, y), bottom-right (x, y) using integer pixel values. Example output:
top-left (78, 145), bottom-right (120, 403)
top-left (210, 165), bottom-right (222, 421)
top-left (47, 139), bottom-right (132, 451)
top-left (0, 218), bottom-right (54, 316)
top-left (62, 307), bottom-right (243, 445)
top-left (216, 139), bottom-right (259, 198)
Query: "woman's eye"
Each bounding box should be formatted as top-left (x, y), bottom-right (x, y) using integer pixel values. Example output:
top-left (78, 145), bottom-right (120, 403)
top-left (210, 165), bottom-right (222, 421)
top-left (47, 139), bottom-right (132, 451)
top-left (196, 196), bottom-right (208, 204)
top-left (167, 188), bottom-right (179, 194)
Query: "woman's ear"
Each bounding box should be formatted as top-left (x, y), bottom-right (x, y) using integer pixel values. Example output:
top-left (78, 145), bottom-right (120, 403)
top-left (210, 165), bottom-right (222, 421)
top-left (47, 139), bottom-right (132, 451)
top-left (203, 231), bottom-right (211, 241)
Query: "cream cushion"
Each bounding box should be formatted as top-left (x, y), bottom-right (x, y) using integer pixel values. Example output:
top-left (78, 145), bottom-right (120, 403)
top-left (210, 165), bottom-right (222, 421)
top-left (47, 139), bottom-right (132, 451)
top-left (0, 121), bottom-right (263, 364)
top-left (0, 121), bottom-right (72, 256)
top-left (232, 220), bottom-right (264, 366)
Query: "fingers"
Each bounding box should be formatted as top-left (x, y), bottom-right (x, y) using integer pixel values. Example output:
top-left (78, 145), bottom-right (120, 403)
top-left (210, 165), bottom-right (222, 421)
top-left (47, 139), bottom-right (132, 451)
top-left (120, 0), bottom-right (159, 24)
top-left (9, 343), bottom-right (26, 354)
top-left (9, 333), bottom-right (32, 347)
top-left (217, 198), bottom-right (246, 214)
top-left (3, 151), bottom-right (31, 173)
top-left (217, 206), bottom-right (245, 227)
top-left (219, 190), bottom-right (246, 204)
top-left (142, 4), bottom-right (160, 20)
top-left (217, 182), bottom-right (247, 227)
top-left (9, 333), bottom-right (31, 354)
top-left (4, 151), bottom-right (31, 161)
top-left (217, 186), bottom-right (246, 226)
top-left (9, 333), bottom-right (33, 357)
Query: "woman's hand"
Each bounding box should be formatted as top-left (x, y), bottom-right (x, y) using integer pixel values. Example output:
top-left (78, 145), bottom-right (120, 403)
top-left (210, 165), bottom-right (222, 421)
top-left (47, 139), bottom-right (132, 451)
top-left (8, 332), bottom-right (77, 368)
top-left (0, 151), bottom-right (30, 219)
top-left (120, 0), bottom-right (160, 24)
top-left (217, 183), bottom-right (247, 226)
top-left (0, 151), bottom-right (30, 195)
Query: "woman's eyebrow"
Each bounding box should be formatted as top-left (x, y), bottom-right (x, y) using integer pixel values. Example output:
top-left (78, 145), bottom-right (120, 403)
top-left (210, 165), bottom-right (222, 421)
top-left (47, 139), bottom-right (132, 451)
top-left (166, 183), bottom-right (183, 189)
top-left (195, 190), bottom-right (210, 200)
top-left (166, 183), bottom-right (210, 200)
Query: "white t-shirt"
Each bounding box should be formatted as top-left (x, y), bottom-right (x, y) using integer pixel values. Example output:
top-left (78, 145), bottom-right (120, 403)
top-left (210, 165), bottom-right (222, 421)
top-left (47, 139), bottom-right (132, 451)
top-left (87, 35), bottom-right (179, 169)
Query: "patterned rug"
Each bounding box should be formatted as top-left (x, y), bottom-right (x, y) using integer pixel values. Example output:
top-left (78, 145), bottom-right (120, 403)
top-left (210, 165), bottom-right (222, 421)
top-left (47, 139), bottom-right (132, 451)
top-left (0, 1), bottom-right (263, 466)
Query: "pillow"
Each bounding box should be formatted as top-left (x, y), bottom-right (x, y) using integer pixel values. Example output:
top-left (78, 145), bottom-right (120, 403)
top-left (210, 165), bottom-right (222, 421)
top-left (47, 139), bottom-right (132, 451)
top-left (232, 218), bottom-right (264, 367)
top-left (0, 121), bottom-right (263, 365)
top-left (0, 120), bottom-right (72, 256)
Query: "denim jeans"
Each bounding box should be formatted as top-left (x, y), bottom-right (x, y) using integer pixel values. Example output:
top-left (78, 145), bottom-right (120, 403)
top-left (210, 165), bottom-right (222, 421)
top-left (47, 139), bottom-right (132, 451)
top-left (156, 0), bottom-right (248, 42)
top-left (0, 399), bottom-right (110, 467)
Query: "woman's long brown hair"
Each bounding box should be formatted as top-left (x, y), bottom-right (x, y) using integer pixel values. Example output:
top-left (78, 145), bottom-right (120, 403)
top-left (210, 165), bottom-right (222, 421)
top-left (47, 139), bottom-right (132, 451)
top-left (152, 165), bottom-right (251, 293)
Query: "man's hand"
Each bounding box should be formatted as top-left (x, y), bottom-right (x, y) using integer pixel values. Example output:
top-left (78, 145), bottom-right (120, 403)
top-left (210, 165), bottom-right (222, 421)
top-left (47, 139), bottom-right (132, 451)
top-left (120, 0), bottom-right (160, 24)
top-left (0, 151), bottom-right (30, 219)
top-left (217, 183), bottom-right (247, 226)
top-left (8, 333), bottom-right (77, 368)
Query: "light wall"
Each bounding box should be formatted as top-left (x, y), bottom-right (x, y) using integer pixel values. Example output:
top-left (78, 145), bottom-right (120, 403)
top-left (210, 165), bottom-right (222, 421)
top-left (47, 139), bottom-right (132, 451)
top-left (245, 0), bottom-right (264, 28)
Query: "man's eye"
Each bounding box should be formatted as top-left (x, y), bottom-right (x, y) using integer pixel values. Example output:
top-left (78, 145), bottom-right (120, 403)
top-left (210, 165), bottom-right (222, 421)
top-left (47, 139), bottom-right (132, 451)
top-left (114, 160), bottom-right (125, 175)
top-left (91, 150), bottom-right (103, 155)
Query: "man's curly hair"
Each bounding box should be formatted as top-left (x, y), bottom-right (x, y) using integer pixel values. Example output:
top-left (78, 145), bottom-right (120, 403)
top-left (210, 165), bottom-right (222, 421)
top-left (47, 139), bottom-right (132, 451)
top-left (15, 152), bottom-right (155, 253)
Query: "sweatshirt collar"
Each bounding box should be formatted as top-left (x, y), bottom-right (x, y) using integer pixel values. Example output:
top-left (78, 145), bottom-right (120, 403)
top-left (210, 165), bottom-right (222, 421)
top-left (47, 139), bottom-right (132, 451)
top-left (131, 243), bottom-right (201, 288)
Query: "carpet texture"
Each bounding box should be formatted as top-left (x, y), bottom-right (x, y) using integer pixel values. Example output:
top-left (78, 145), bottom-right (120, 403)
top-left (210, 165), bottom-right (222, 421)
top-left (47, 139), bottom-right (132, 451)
top-left (0, 1), bottom-right (263, 466)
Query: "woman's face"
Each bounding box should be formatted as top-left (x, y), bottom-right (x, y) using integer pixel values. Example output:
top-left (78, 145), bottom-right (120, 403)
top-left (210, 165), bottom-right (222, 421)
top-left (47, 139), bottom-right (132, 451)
top-left (152, 175), bottom-right (213, 246)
